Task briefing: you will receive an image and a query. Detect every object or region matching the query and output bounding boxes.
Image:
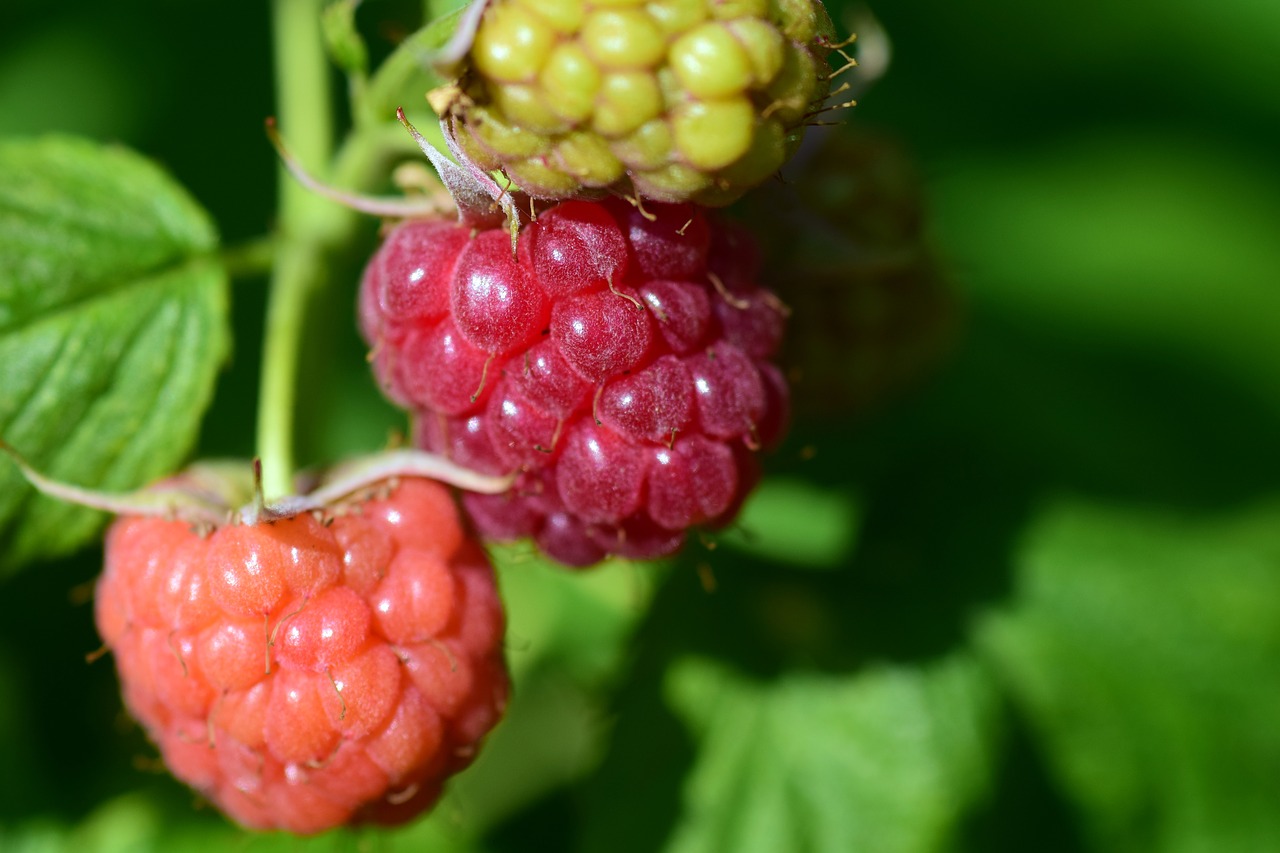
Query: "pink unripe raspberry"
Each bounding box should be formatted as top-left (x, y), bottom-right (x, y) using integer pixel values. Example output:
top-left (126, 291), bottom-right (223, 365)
top-left (361, 199), bottom-right (790, 567)
top-left (95, 479), bottom-right (510, 834)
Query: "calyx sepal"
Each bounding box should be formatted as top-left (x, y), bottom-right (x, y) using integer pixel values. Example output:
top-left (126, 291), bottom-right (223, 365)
top-left (1, 442), bottom-right (515, 530)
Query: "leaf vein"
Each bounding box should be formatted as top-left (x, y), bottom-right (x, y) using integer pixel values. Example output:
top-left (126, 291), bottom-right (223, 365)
top-left (0, 253), bottom-right (217, 337)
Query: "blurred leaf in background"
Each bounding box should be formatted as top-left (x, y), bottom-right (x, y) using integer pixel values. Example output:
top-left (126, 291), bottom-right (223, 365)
top-left (980, 499), bottom-right (1280, 852)
top-left (663, 654), bottom-right (999, 853)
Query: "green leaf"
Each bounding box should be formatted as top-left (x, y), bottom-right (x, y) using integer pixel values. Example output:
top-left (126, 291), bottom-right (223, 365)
top-left (427, 0), bottom-right (472, 22)
top-left (0, 136), bottom-right (229, 573)
top-left (662, 654), bottom-right (1000, 853)
top-left (718, 477), bottom-right (860, 570)
top-left (931, 135), bottom-right (1280, 412)
top-left (0, 26), bottom-right (146, 140)
top-left (440, 547), bottom-right (656, 829)
top-left (360, 4), bottom-right (475, 126)
top-left (978, 500), bottom-right (1280, 852)
top-left (492, 544), bottom-right (658, 684)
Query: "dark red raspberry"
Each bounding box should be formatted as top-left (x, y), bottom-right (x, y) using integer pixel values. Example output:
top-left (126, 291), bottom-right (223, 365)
top-left (739, 130), bottom-right (959, 418)
top-left (361, 200), bottom-right (789, 567)
top-left (95, 479), bottom-right (509, 834)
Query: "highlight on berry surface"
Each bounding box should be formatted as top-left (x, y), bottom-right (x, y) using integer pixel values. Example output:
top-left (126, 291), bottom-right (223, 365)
top-left (432, 0), bottom-right (848, 206)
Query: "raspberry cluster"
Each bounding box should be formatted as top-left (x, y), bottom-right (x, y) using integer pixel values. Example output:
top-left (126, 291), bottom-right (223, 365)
top-left (360, 199), bottom-right (788, 566)
top-left (448, 0), bottom-right (836, 205)
top-left (95, 480), bottom-right (509, 834)
top-left (76, 0), bottom-right (846, 838)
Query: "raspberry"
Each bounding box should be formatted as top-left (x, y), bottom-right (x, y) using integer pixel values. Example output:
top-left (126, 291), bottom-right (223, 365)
top-left (740, 129), bottom-right (958, 417)
top-left (442, 0), bottom-right (838, 205)
top-left (94, 478), bottom-right (509, 834)
top-left (361, 199), bottom-right (788, 567)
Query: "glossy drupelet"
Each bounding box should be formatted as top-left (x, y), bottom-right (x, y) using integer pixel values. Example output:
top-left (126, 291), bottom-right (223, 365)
top-left (94, 479), bottom-right (509, 834)
top-left (360, 199), bottom-right (789, 567)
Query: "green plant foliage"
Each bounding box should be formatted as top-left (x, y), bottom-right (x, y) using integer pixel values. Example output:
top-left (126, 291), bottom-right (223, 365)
top-left (980, 500), bottom-right (1280, 853)
top-left (931, 135), bottom-right (1280, 410)
top-left (2, 0), bottom-right (1279, 849)
top-left (663, 655), bottom-right (999, 853)
top-left (321, 0), bottom-right (369, 76)
top-left (439, 549), bottom-right (658, 834)
top-left (0, 27), bottom-right (147, 139)
top-left (0, 137), bottom-right (229, 572)
top-left (718, 478), bottom-right (860, 570)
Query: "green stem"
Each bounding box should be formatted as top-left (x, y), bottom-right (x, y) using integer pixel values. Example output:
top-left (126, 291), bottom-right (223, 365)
top-left (257, 0), bottom-right (452, 500)
top-left (357, 7), bottom-right (464, 129)
top-left (258, 0), bottom-right (338, 500)
top-left (219, 235), bottom-right (277, 280)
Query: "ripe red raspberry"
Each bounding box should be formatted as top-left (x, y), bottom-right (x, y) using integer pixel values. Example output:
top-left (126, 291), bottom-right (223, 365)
top-left (94, 478), bottom-right (509, 834)
top-left (360, 200), bottom-right (788, 567)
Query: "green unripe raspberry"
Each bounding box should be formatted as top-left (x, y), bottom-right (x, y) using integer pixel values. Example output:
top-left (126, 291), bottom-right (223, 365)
top-left (540, 43), bottom-right (601, 123)
top-left (447, 0), bottom-right (838, 204)
top-left (593, 71), bottom-right (664, 136)
top-left (504, 157), bottom-right (585, 196)
top-left (515, 0), bottom-right (583, 33)
top-left (672, 96), bottom-right (754, 170)
top-left (492, 82), bottom-right (568, 134)
top-left (727, 18), bottom-right (787, 86)
top-left (739, 129), bottom-right (959, 419)
top-left (632, 162), bottom-right (711, 198)
top-left (772, 0), bottom-right (826, 42)
top-left (613, 120), bottom-right (673, 170)
top-left (467, 105), bottom-right (550, 160)
top-left (471, 4), bottom-right (556, 83)
top-left (710, 0), bottom-right (768, 19)
top-left (581, 9), bottom-right (667, 68)
top-left (555, 131), bottom-right (626, 186)
top-left (766, 43), bottom-right (821, 127)
top-left (647, 0), bottom-right (707, 36)
top-left (654, 66), bottom-right (684, 108)
top-left (716, 118), bottom-right (787, 187)
top-left (669, 23), bottom-right (755, 99)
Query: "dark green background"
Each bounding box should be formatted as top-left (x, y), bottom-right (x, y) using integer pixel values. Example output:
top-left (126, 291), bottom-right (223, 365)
top-left (2, 0), bottom-right (1279, 850)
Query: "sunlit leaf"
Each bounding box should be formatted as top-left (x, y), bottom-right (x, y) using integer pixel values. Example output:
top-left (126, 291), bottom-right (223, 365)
top-left (718, 478), bottom-right (860, 570)
top-left (663, 654), bottom-right (1000, 853)
top-left (980, 499), bottom-right (1280, 852)
top-left (0, 136), bottom-right (229, 571)
top-left (932, 136), bottom-right (1280, 411)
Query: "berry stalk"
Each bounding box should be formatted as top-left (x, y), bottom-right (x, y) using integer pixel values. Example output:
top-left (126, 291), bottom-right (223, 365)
top-left (259, 0), bottom-right (343, 499)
